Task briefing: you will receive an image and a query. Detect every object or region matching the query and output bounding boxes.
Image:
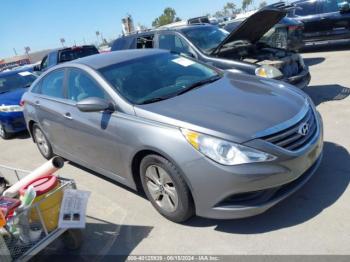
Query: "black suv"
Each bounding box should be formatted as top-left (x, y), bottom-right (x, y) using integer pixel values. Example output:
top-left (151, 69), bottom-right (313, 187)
top-left (35, 45), bottom-right (99, 72)
top-left (289, 0), bottom-right (350, 42)
top-left (112, 4), bottom-right (310, 89)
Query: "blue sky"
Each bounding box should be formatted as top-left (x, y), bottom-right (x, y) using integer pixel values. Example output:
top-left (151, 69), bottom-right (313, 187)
top-left (0, 0), bottom-right (271, 58)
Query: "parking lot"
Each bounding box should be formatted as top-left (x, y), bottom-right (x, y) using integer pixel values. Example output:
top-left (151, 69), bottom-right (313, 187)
top-left (1, 46), bottom-right (350, 258)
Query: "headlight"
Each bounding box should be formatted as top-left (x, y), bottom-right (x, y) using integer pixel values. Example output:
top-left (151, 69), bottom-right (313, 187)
top-left (0, 105), bottom-right (23, 112)
top-left (255, 65), bottom-right (283, 79)
top-left (181, 129), bottom-right (276, 165)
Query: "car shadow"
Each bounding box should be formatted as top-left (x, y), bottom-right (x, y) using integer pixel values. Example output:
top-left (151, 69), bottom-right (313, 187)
top-left (184, 141), bottom-right (350, 234)
top-left (68, 161), bottom-right (147, 199)
top-left (303, 57), bottom-right (326, 67)
top-left (33, 216), bottom-right (153, 261)
top-left (304, 84), bottom-right (350, 106)
top-left (7, 130), bottom-right (30, 140)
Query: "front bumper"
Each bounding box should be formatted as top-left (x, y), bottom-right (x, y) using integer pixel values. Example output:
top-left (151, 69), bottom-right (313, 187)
top-left (284, 68), bottom-right (311, 89)
top-left (182, 112), bottom-right (323, 219)
top-left (0, 112), bottom-right (27, 133)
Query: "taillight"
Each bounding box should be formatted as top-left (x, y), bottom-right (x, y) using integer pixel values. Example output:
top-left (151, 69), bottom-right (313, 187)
top-left (19, 100), bottom-right (25, 107)
top-left (289, 25), bottom-right (303, 32)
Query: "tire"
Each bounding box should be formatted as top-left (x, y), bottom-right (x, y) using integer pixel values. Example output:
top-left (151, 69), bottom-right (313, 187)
top-left (32, 123), bottom-right (53, 159)
top-left (62, 229), bottom-right (83, 250)
top-left (140, 154), bottom-right (194, 223)
top-left (0, 123), bottom-right (11, 139)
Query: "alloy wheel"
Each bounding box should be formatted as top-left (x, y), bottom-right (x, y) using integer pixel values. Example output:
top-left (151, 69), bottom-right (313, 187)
top-left (145, 165), bottom-right (179, 213)
top-left (34, 128), bottom-right (50, 156)
top-left (0, 124), bottom-right (5, 138)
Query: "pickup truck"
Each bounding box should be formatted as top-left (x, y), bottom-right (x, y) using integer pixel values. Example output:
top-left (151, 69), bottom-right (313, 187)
top-left (34, 45), bottom-right (99, 73)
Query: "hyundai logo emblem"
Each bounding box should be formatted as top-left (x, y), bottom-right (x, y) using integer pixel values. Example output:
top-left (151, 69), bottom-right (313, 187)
top-left (298, 122), bottom-right (310, 136)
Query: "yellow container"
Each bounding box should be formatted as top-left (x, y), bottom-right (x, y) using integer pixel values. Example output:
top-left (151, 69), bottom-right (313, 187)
top-left (20, 176), bottom-right (63, 232)
top-left (30, 183), bottom-right (63, 231)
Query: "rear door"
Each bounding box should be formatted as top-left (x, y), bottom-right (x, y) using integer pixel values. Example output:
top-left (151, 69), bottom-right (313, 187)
top-left (293, 0), bottom-right (324, 41)
top-left (31, 68), bottom-right (68, 151)
top-left (62, 67), bottom-right (122, 175)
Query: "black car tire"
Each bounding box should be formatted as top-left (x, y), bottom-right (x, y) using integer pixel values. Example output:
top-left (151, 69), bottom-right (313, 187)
top-left (140, 154), bottom-right (194, 223)
top-left (0, 123), bottom-right (11, 139)
top-left (32, 124), bottom-right (54, 159)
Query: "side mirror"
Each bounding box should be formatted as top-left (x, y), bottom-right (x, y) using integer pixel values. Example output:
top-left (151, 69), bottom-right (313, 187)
top-left (339, 2), bottom-right (350, 13)
top-left (76, 97), bottom-right (114, 112)
top-left (33, 65), bottom-right (41, 72)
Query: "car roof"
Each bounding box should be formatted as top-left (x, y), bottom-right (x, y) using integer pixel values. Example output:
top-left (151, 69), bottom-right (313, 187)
top-left (0, 68), bottom-right (34, 77)
top-left (69, 49), bottom-right (170, 70)
top-left (47, 45), bottom-right (97, 54)
top-left (117, 24), bottom-right (215, 39)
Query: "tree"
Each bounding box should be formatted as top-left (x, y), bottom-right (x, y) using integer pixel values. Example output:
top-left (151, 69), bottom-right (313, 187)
top-left (259, 1), bottom-right (267, 8)
top-left (152, 7), bottom-right (181, 27)
top-left (242, 0), bottom-right (253, 11)
top-left (224, 2), bottom-right (238, 15)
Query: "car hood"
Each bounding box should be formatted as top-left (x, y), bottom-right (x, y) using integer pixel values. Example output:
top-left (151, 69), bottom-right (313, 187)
top-left (0, 88), bottom-right (26, 105)
top-left (134, 73), bottom-right (307, 143)
top-left (212, 7), bottom-right (286, 55)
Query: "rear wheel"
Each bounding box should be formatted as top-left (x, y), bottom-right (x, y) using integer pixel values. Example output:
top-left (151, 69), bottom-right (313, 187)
top-left (32, 124), bottom-right (53, 159)
top-left (0, 124), bottom-right (11, 139)
top-left (140, 154), bottom-right (194, 223)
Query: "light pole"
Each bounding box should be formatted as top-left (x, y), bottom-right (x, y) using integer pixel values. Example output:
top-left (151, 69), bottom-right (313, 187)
top-left (60, 38), bottom-right (66, 47)
top-left (24, 46), bottom-right (31, 62)
top-left (95, 31), bottom-right (101, 46)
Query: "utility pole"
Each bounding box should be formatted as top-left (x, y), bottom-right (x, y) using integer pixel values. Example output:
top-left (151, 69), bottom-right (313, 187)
top-left (13, 48), bottom-right (18, 56)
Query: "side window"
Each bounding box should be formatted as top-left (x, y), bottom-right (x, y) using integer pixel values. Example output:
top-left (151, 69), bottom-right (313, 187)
top-left (67, 68), bottom-right (107, 102)
top-left (136, 35), bottom-right (154, 48)
top-left (48, 53), bottom-right (57, 67)
top-left (41, 56), bottom-right (48, 71)
top-left (321, 0), bottom-right (341, 13)
top-left (159, 34), bottom-right (191, 54)
top-left (31, 81), bottom-right (42, 94)
top-left (295, 1), bottom-right (320, 15)
top-left (40, 69), bottom-right (65, 98)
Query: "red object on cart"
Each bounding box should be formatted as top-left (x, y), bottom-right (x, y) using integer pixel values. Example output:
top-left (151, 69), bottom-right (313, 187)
top-left (0, 196), bottom-right (21, 217)
top-left (19, 175), bottom-right (58, 197)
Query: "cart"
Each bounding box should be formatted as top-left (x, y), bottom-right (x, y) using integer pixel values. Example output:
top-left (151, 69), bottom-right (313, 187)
top-left (0, 164), bottom-right (82, 262)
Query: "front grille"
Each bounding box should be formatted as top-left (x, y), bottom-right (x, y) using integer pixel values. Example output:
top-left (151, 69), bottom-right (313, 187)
top-left (261, 108), bottom-right (317, 151)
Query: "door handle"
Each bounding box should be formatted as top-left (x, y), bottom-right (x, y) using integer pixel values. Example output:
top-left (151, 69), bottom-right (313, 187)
top-left (63, 112), bottom-right (73, 120)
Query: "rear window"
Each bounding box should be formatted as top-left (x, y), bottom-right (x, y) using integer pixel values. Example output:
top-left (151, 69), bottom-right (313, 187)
top-left (112, 37), bottom-right (136, 50)
top-left (58, 46), bottom-right (99, 63)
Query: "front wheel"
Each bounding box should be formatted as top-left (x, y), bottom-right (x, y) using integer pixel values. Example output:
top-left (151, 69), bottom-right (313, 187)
top-left (140, 154), bottom-right (194, 223)
top-left (0, 123), bottom-right (11, 139)
top-left (32, 124), bottom-right (53, 159)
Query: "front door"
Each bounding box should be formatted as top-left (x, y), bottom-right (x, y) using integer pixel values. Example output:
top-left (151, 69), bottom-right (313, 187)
top-left (62, 68), bottom-right (122, 176)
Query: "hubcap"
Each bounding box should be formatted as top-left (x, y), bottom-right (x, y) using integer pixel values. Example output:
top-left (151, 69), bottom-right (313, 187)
top-left (34, 128), bottom-right (49, 156)
top-left (0, 125), bottom-right (5, 137)
top-left (145, 165), bottom-right (179, 213)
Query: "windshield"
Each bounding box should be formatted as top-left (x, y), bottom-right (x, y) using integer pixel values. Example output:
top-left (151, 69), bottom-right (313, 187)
top-left (0, 72), bottom-right (36, 94)
top-left (99, 53), bottom-right (220, 104)
top-left (59, 47), bottom-right (99, 62)
top-left (182, 26), bottom-right (229, 54)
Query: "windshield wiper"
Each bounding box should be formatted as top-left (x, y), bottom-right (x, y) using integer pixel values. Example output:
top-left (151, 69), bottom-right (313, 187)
top-left (176, 75), bottom-right (222, 96)
top-left (139, 96), bottom-right (172, 105)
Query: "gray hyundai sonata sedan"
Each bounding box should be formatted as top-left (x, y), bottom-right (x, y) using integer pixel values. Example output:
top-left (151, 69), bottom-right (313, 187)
top-left (22, 49), bottom-right (323, 222)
